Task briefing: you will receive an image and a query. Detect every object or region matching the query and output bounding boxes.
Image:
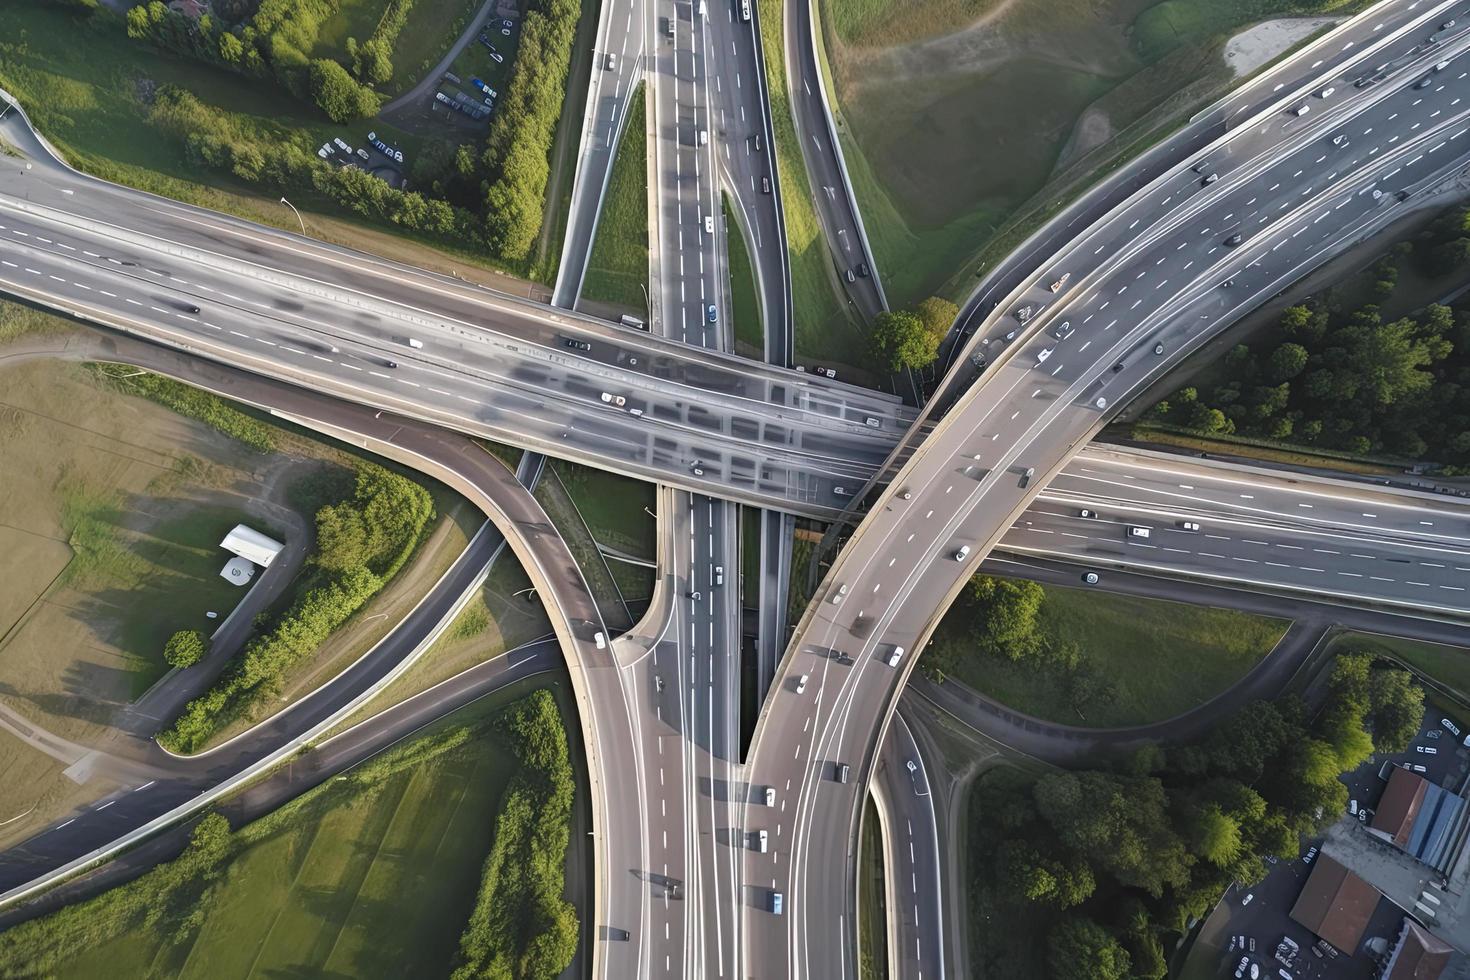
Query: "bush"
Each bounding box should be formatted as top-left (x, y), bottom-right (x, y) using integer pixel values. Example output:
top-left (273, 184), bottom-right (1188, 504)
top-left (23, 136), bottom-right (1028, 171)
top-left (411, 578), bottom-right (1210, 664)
top-left (164, 629), bottom-right (209, 668)
top-left (308, 58), bottom-right (380, 122)
top-left (450, 690), bottom-right (579, 979)
top-left (90, 365), bottom-right (279, 452)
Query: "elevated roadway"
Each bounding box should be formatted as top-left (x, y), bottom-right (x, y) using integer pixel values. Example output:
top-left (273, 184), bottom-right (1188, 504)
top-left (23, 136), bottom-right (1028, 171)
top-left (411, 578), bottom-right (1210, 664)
top-left (744, 6), bottom-right (1470, 975)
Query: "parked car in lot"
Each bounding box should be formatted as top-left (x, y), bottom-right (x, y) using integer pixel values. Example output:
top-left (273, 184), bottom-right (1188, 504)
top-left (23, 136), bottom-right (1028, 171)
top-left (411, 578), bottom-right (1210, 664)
top-left (564, 337), bottom-right (592, 351)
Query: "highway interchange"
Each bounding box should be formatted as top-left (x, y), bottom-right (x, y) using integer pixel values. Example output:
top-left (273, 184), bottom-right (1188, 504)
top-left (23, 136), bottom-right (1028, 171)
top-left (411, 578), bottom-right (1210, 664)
top-left (3, 0), bottom-right (1470, 977)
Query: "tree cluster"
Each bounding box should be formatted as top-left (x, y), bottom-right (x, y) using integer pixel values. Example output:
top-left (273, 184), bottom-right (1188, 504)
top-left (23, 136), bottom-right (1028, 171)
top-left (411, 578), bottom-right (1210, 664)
top-left (870, 296), bottom-right (958, 372)
top-left (124, 0), bottom-right (382, 123)
top-left (159, 461), bottom-right (434, 752)
top-left (1147, 218), bottom-right (1470, 467)
top-left (972, 652), bottom-right (1424, 979)
top-left (923, 575), bottom-right (1118, 719)
top-left (477, 0), bottom-right (582, 263)
top-left (450, 690), bottom-right (579, 979)
top-left (345, 0), bottom-right (416, 86)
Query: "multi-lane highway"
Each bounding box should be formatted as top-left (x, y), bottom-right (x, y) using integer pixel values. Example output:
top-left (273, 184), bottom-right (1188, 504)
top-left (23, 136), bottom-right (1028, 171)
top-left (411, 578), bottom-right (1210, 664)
top-left (0, 105), bottom-right (905, 516)
top-left (745, 6), bottom-right (1470, 974)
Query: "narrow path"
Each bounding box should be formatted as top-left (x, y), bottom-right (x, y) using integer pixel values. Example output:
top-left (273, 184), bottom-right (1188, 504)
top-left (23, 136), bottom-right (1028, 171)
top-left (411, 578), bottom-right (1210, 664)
top-left (379, 0), bottom-right (497, 117)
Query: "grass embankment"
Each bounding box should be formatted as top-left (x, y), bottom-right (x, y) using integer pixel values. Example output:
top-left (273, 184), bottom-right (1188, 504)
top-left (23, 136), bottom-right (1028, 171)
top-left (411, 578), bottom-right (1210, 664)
top-left (582, 83), bottom-right (649, 311)
top-left (938, 581), bottom-right (1289, 727)
top-left (725, 191), bottom-right (765, 354)
top-left (0, 685), bottom-right (575, 979)
top-left (822, 0), bottom-right (1361, 310)
top-left (160, 459), bottom-right (435, 752)
top-left (386, 0), bottom-right (484, 94)
top-left (1332, 633), bottom-right (1470, 703)
top-left (755, 0), bottom-right (868, 373)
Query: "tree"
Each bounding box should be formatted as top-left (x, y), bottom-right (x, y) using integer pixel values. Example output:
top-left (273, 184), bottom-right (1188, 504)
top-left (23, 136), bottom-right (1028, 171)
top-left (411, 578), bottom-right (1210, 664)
top-left (1047, 916), bottom-right (1130, 980)
top-left (308, 58), bottom-right (379, 122)
top-left (962, 575), bottom-right (1045, 661)
top-left (914, 296), bottom-right (959, 344)
top-left (1366, 665), bottom-right (1425, 753)
top-left (870, 310), bottom-right (938, 371)
top-left (163, 629), bottom-right (208, 669)
top-left (1266, 343), bottom-right (1310, 383)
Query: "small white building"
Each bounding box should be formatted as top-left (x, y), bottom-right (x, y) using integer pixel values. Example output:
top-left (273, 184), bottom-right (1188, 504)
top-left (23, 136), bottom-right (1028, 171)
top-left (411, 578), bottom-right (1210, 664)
top-left (219, 556), bottom-right (257, 586)
top-left (220, 524), bottom-right (284, 568)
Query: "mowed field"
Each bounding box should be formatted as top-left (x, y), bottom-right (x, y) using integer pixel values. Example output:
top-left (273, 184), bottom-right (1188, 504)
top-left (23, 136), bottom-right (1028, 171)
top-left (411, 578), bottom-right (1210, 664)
top-left (821, 0), bottom-right (1357, 309)
top-left (944, 583), bottom-right (1289, 727)
top-left (49, 682), bottom-right (555, 980)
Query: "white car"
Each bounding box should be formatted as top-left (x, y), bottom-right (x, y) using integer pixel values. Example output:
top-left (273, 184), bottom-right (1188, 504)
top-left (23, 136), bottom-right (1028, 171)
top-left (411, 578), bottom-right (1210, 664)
top-left (1417, 745), bottom-right (1438, 755)
top-left (953, 545), bottom-right (971, 561)
top-left (905, 760), bottom-right (918, 774)
top-left (1304, 846), bottom-right (1318, 864)
top-left (1082, 572), bottom-right (1099, 585)
top-left (1241, 892), bottom-right (1254, 906)
top-left (1036, 346), bottom-right (1054, 365)
top-left (599, 391), bottom-right (627, 407)
top-left (885, 646), bottom-right (904, 667)
top-left (795, 674), bottom-right (808, 694)
top-left (1235, 955), bottom-right (1250, 978)
top-left (763, 786), bottom-right (775, 806)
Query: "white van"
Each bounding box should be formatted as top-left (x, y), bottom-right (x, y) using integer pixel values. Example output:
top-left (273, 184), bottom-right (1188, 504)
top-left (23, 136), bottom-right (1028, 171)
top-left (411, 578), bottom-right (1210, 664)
top-left (756, 830), bottom-right (768, 852)
top-left (406, 337), bottom-right (424, 349)
top-left (1128, 526), bottom-right (1152, 539)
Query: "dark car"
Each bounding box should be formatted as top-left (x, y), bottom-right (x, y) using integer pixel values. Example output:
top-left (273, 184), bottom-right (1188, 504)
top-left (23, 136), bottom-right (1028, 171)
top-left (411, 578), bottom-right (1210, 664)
top-left (856, 261), bottom-right (870, 278)
top-left (1225, 233), bottom-right (1243, 246)
top-left (564, 337), bottom-right (592, 352)
top-left (760, 176), bottom-right (771, 194)
top-left (184, 304), bottom-right (200, 314)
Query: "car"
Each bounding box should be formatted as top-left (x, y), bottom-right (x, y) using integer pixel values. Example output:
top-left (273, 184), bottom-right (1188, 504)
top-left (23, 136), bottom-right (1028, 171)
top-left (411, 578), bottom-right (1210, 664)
top-left (1241, 892), bottom-right (1254, 906)
top-left (690, 460), bottom-right (705, 476)
top-left (356, 147), bottom-right (370, 160)
top-left (815, 365), bottom-right (837, 378)
top-left (756, 830), bottom-right (768, 852)
top-left (1128, 526), bottom-right (1151, 539)
top-left (698, 129), bottom-right (708, 146)
top-left (1427, 729), bottom-right (1443, 739)
top-left (1003, 329), bottom-right (1018, 342)
top-left (501, 24), bottom-right (512, 34)
top-left (834, 652), bottom-right (854, 666)
top-left (953, 545), bottom-right (971, 561)
top-left (856, 261), bottom-right (870, 278)
top-left (885, 645), bottom-right (904, 667)
top-left (706, 304), bottom-right (718, 324)
top-left (383, 360), bottom-right (398, 369)
top-left (1350, 799), bottom-right (1359, 815)
top-left (1201, 172), bottom-right (1219, 185)
top-left (1153, 343), bottom-right (1165, 355)
top-left (1332, 133), bottom-right (1349, 147)
top-left (761, 176), bottom-right (771, 194)
top-left (1415, 76), bottom-right (1433, 89)
top-left (835, 763), bottom-right (850, 783)
top-left (705, 215), bottom-right (715, 234)
top-left (490, 52), bottom-right (504, 63)
top-left (1413, 764), bottom-right (1429, 773)
top-left (830, 582), bottom-right (848, 604)
top-left (1441, 18), bottom-right (1456, 29)
top-left (1318, 86), bottom-right (1335, 98)
top-left (752, 132), bottom-right (763, 151)
top-left (1304, 846), bottom-right (1318, 864)
top-left (1112, 361), bottom-right (1124, 373)
top-left (713, 565), bottom-right (724, 586)
top-left (833, 485), bottom-right (850, 497)
top-left (594, 631), bottom-right (606, 650)
top-left (1249, 966), bottom-right (1260, 980)
top-left (564, 337), bottom-right (592, 351)
top-left (606, 52), bottom-right (617, 70)
top-left (1192, 161), bottom-right (1210, 174)
top-left (1221, 278), bottom-right (1234, 288)
top-left (317, 147), bottom-right (330, 159)
top-left (1235, 957), bottom-right (1250, 979)
top-left (796, 674), bottom-right (809, 694)
top-left (1049, 272), bottom-right (1070, 292)
top-left (688, 590), bottom-right (702, 601)
top-left (771, 891), bottom-right (783, 915)
top-left (183, 304), bottom-right (200, 314)
top-left (1053, 321), bottom-right (1074, 340)
top-left (1436, 59), bottom-right (1452, 71)
top-left (334, 137), bottom-right (350, 151)
top-left (1180, 521), bottom-right (1201, 531)
top-left (1417, 745), bottom-right (1438, 755)
top-left (1019, 466), bottom-right (1035, 488)
top-left (1291, 104), bottom-right (1310, 116)
top-left (1442, 717), bottom-right (1462, 737)
top-left (1226, 233), bottom-right (1243, 246)
top-left (600, 392), bottom-right (627, 407)
top-left (1082, 572), bottom-right (1100, 585)
top-left (1015, 305), bottom-right (1034, 322)
top-left (1036, 346), bottom-right (1054, 364)
top-left (763, 786), bottom-right (776, 806)
top-left (502, 18), bottom-right (514, 27)
top-left (1079, 508), bottom-right (1096, 519)
top-left (844, 268), bottom-right (856, 283)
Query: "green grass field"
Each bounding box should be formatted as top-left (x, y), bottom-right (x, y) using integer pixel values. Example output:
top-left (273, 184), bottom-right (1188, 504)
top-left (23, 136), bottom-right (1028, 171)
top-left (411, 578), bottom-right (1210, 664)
top-left (724, 192), bottom-right (765, 353)
top-left (387, 0), bottom-right (485, 93)
top-left (945, 584), bottom-right (1289, 727)
top-left (756, 0), bottom-right (871, 375)
top-left (822, 0), bottom-right (1360, 310)
top-left (551, 459), bottom-right (655, 561)
top-left (582, 84), bottom-right (650, 312)
top-left (858, 797), bottom-right (887, 980)
top-left (38, 680), bottom-right (560, 979)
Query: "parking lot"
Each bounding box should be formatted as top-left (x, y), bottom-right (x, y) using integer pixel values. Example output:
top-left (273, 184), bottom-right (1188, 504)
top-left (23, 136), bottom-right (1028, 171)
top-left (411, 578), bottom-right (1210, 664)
top-left (1205, 702), bottom-right (1470, 980)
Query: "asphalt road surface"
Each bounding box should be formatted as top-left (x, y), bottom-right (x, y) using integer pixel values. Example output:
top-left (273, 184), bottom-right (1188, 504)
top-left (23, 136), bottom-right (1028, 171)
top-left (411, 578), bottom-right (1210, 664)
top-left (744, 8), bottom-right (1470, 975)
top-left (0, 104), bottom-right (906, 516)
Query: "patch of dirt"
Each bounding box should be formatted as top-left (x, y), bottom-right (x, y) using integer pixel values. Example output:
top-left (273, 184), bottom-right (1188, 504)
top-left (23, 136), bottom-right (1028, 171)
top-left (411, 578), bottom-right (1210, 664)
top-left (1055, 105), bottom-right (1116, 170)
top-left (1224, 17), bottom-right (1341, 79)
